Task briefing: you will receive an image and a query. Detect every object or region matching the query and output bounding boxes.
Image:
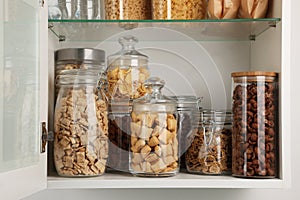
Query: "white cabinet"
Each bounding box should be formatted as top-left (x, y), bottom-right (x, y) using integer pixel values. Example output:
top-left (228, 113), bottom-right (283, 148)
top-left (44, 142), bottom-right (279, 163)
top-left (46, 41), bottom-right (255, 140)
top-left (0, 0), bottom-right (292, 199)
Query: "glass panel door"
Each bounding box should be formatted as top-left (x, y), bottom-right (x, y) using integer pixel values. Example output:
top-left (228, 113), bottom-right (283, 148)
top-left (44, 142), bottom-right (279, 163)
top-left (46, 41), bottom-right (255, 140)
top-left (0, 0), bottom-right (40, 172)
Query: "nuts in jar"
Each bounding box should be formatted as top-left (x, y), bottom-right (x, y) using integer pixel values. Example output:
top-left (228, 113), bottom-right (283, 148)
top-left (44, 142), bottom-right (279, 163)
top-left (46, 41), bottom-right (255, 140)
top-left (185, 110), bottom-right (232, 175)
top-left (152, 0), bottom-right (207, 20)
top-left (54, 70), bottom-right (108, 177)
top-left (232, 71), bottom-right (278, 178)
top-left (104, 0), bottom-right (151, 20)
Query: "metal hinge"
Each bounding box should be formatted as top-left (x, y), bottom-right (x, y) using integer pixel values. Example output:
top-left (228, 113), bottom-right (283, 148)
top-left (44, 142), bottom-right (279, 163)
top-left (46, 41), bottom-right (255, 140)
top-left (41, 122), bottom-right (54, 153)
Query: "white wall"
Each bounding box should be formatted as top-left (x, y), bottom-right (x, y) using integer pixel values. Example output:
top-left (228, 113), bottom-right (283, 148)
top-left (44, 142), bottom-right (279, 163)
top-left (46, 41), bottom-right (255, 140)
top-left (24, 1), bottom-right (300, 199)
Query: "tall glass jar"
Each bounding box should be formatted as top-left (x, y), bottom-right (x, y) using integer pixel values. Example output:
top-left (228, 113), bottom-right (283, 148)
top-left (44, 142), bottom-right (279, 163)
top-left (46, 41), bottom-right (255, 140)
top-left (152, 0), bottom-right (207, 19)
top-left (107, 36), bottom-right (150, 101)
top-left (104, 0), bottom-right (151, 19)
top-left (169, 96), bottom-right (202, 170)
top-left (107, 101), bottom-right (132, 173)
top-left (54, 70), bottom-right (109, 177)
top-left (232, 71), bottom-right (278, 178)
top-left (130, 77), bottom-right (179, 177)
top-left (185, 110), bottom-right (232, 175)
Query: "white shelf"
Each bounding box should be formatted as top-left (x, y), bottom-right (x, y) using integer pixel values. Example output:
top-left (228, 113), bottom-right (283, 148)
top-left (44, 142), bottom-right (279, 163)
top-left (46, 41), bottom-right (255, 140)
top-left (47, 173), bottom-right (284, 189)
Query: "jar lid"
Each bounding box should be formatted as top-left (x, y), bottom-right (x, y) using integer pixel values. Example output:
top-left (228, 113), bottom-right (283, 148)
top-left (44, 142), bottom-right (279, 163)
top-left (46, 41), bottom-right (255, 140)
top-left (196, 109), bottom-right (232, 125)
top-left (133, 77), bottom-right (177, 112)
top-left (56, 69), bottom-right (100, 86)
top-left (169, 96), bottom-right (202, 110)
top-left (231, 71), bottom-right (278, 77)
top-left (55, 48), bottom-right (105, 63)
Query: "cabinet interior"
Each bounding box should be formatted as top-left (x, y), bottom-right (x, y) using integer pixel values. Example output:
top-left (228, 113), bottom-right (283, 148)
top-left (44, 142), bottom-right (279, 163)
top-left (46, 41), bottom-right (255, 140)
top-left (47, 0), bottom-right (284, 186)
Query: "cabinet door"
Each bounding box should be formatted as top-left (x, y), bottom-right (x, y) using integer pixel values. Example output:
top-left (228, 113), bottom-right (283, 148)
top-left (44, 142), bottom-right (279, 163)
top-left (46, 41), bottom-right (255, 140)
top-left (0, 0), bottom-right (48, 199)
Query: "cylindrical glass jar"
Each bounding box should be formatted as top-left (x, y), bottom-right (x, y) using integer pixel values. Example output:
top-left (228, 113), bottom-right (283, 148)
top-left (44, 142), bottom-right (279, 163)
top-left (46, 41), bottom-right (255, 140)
top-left (107, 101), bottom-right (132, 172)
top-left (54, 70), bottom-right (109, 177)
top-left (107, 36), bottom-right (150, 101)
top-left (169, 96), bottom-right (202, 170)
top-left (232, 71), bottom-right (278, 178)
top-left (130, 77), bottom-right (179, 177)
top-left (207, 0), bottom-right (241, 19)
top-left (186, 110), bottom-right (232, 175)
top-left (104, 0), bottom-right (151, 20)
top-left (152, 0), bottom-right (207, 20)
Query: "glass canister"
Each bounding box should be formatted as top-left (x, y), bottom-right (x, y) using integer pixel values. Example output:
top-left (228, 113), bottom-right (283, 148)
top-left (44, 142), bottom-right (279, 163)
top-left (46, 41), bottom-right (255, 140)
top-left (152, 0), bottom-right (207, 20)
top-left (231, 71), bottom-right (278, 178)
top-left (54, 70), bottom-right (109, 177)
top-left (130, 77), bottom-right (179, 177)
top-left (104, 0), bottom-right (151, 20)
top-left (107, 36), bottom-right (150, 101)
top-left (169, 96), bottom-right (202, 170)
top-left (185, 110), bottom-right (232, 175)
top-left (107, 101), bottom-right (132, 172)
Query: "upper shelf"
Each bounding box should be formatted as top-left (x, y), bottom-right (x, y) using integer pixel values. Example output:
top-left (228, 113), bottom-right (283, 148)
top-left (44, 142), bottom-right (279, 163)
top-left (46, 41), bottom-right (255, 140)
top-left (48, 18), bottom-right (281, 42)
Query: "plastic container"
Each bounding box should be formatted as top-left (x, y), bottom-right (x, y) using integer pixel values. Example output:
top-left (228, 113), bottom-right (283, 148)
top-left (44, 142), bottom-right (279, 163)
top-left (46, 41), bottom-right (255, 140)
top-left (152, 0), bottom-right (207, 19)
top-left (232, 71), bottom-right (278, 178)
top-left (107, 36), bottom-right (150, 101)
top-left (104, 0), bottom-right (151, 19)
top-left (185, 110), bottom-right (232, 175)
top-left (54, 70), bottom-right (108, 177)
top-left (130, 77), bottom-right (179, 177)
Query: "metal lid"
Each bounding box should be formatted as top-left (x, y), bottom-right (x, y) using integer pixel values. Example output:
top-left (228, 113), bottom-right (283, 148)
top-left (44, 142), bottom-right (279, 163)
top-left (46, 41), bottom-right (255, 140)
top-left (55, 48), bottom-right (105, 63)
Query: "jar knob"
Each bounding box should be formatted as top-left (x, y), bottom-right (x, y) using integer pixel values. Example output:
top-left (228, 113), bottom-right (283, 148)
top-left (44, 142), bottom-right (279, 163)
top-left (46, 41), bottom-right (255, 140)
top-left (144, 77), bottom-right (165, 100)
top-left (119, 35), bottom-right (138, 50)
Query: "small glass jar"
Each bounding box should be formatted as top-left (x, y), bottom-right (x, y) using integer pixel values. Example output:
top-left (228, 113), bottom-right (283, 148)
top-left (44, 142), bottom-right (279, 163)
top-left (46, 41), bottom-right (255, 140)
top-left (107, 36), bottom-right (150, 101)
top-left (152, 0), bottom-right (207, 20)
top-left (130, 77), bottom-right (179, 177)
top-left (186, 110), bottom-right (232, 175)
top-left (54, 70), bottom-right (108, 177)
top-left (104, 0), bottom-right (151, 20)
top-left (232, 71), bottom-right (278, 178)
top-left (169, 96), bottom-right (202, 170)
top-left (107, 101), bottom-right (132, 173)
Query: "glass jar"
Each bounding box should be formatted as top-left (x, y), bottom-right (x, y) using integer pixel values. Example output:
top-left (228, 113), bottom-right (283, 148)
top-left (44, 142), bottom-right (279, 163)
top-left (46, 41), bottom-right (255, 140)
top-left (186, 110), bottom-right (232, 175)
top-left (130, 77), bottom-right (179, 177)
top-left (107, 101), bottom-right (132, 172)
top-left (107, 36), bottom-right (150, 101)
top-left (152, 0), bottom-right (207, 20)
top-left (104, 0), bottom-right (151, 20)
top-left (232, 71), bottom-right (278, 178)
top-left (207, 0), bottom-right (240, 19)
top-left (169, 96), bottom-right (202, 170)
top-left (54, 70), bottom-right (109, 177)
top-left (70, 0), bottom-right (104, 19)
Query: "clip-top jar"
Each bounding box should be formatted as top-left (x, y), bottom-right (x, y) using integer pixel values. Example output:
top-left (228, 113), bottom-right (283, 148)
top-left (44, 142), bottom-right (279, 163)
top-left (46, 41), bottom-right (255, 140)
top-left (130, 77), bottom-right (179, 177)
top-left (107, 36), bottom-right (150, 101)
top-left (54, 70), bottom-right (109, 177)
top-left (185, 110), bottom-right (232, 175)
top-left (169, 96), bottom-right (202, 170)
top-left (232, 71), bottom-right (278, 178)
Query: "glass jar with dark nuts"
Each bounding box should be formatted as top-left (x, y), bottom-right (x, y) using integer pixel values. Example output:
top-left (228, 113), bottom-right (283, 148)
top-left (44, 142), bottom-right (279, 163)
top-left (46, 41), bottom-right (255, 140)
top-left (231, 71), bottom-right (278, 178)
top-left (185, 110), bottom-right (232, 175)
